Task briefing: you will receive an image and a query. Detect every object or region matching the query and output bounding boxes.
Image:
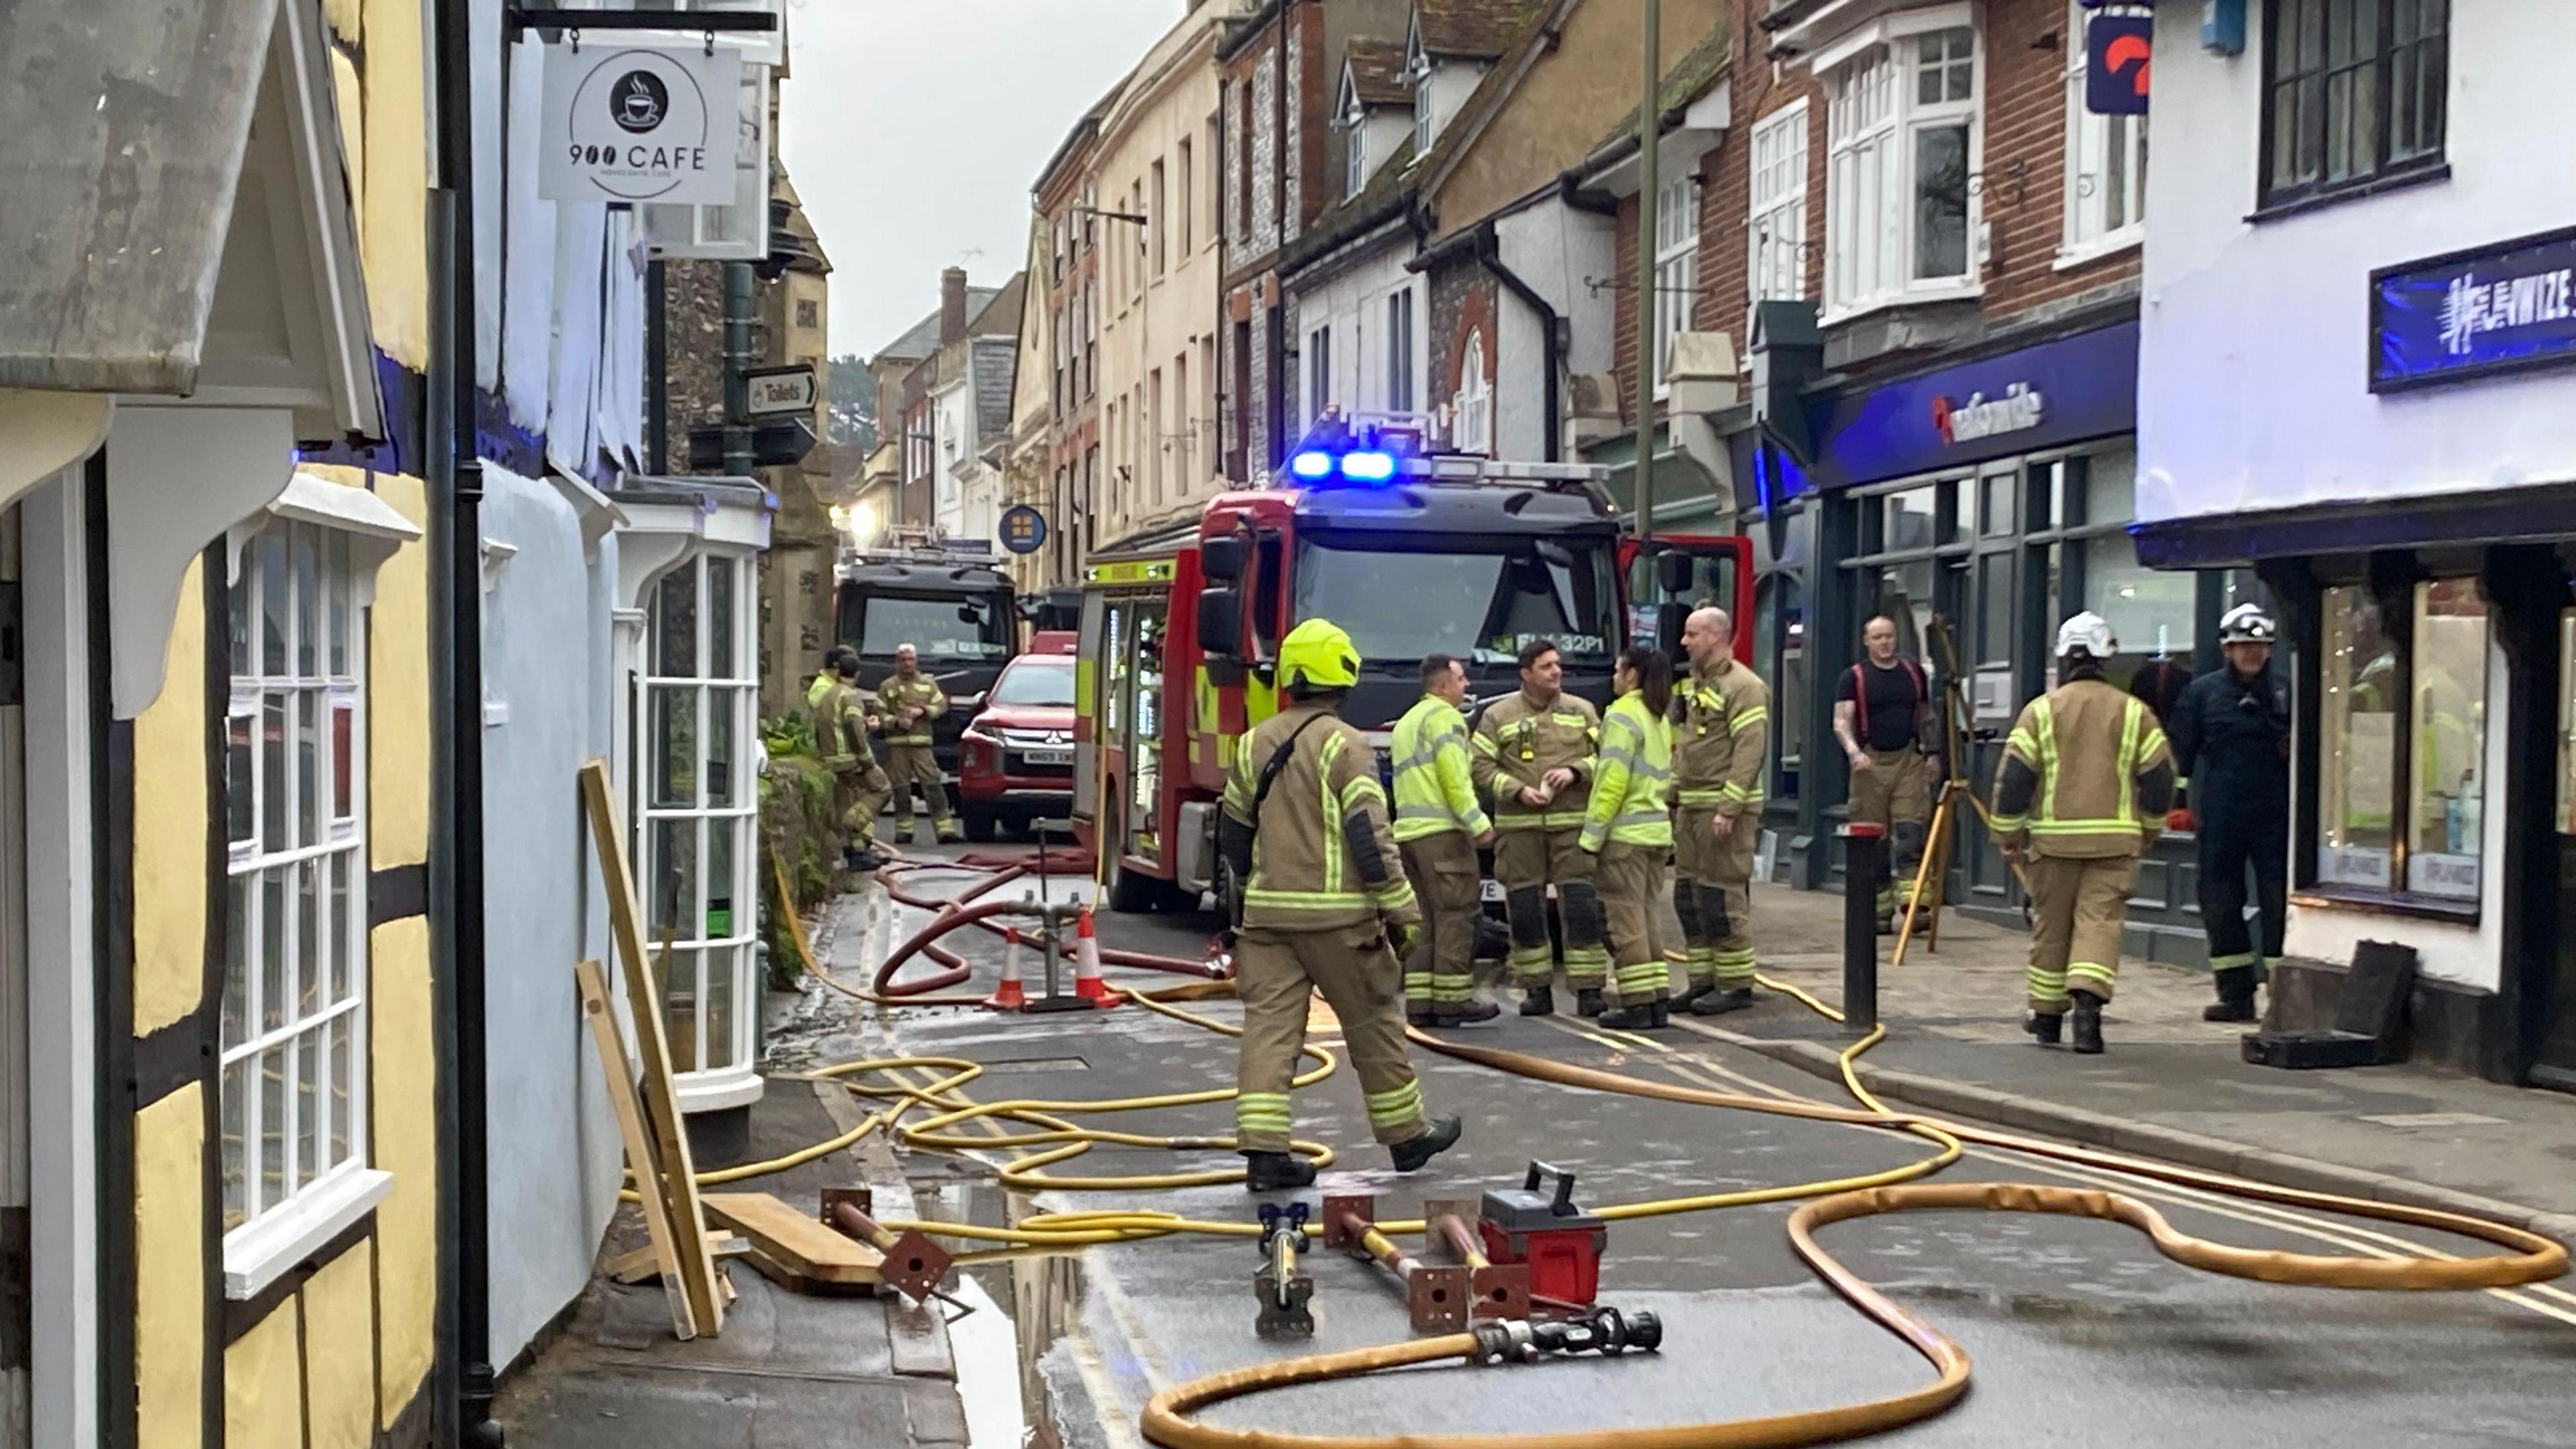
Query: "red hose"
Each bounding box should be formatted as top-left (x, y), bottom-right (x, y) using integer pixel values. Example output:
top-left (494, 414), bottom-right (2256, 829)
top-left (865, 861), bottom-right (1231, 994)
top-left (871, 898), bottom-right (1025, 996)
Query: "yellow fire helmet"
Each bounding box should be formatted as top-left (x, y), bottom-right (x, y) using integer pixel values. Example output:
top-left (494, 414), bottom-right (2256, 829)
top-left (1277, 618), bottom-right (1361, 692)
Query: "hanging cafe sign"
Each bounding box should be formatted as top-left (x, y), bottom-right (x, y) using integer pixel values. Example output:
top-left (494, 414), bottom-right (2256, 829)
top-left (540, 39), bottom-right (740, 205)
top-left (2371, 225), bottom-right (2576, 394)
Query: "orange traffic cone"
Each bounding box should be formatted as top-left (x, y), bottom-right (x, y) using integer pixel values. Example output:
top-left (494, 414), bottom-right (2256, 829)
top-left (983, 927), bottom-right (1028, 1012)
top-left (1072, 906), bottom-right (1117, 1008)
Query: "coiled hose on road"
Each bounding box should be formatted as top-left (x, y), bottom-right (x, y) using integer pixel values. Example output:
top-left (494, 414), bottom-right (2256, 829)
top-left (747, 857), bottom-right (2567, 1449)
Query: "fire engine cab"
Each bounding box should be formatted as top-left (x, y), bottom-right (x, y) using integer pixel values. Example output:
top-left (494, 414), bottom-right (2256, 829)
top-left (1073, 413), bottom-right (1753, 913)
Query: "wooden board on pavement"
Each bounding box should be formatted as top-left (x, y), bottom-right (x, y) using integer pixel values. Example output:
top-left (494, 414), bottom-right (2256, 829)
top-left (704, 1191), bottom-right (885, 1289)
top-left (575, 958), bottom-right (698, 1338)
top-left (581, 758), bottom-right (726, 1334)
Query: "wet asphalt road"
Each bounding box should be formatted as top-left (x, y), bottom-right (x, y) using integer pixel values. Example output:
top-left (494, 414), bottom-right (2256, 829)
top-left (843, 851), bottom-right (2576, 1449)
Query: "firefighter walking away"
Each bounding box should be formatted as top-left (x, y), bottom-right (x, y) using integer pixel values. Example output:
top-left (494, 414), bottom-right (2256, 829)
top-left (1219, 619), bottom-right (1463, 1191)
top-left (1990, 612), bottom-right (2177, 1055)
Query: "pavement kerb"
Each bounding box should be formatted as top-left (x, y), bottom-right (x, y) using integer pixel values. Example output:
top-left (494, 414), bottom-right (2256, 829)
top-left (1709, 1030), bottom-right (2576, 1248)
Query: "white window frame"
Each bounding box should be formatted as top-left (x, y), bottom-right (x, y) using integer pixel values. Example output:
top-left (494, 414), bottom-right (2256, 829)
top-left (1387, 288), bottom-right (1415, 413)
top-left (1454, 328), bottom-right (1491, 454)
top-left (1414, 77), bottom-right (1434, 154)
top-left (219, 478), bottom-right (419, 1299)
top-left (1348, 106), bottom-right (1371, 201)
top-left (1821, 10), bottom-right (1982, 323)
top-left (638, 550), bottom-right (763, 1109)
top-left (2059, 0), bottom-right (2146, 265)
top-left (1748, 100), bottom-right (1811, 311)
top-left (1652, 172), bottom-right (1702, 398)
top-left (1309, 325), bottom-right (1332, 428)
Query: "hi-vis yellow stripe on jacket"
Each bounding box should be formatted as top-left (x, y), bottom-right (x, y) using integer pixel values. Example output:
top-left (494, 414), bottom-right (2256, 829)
top-left (1579, 691), bottom-right (1674, 852)
top-left (1390, 694), bottom-right (1491, 843)
top-left (1672, 656), bottom-right (1770, 816)
top-left (1989, 678), bottom-right (2177, 859)
top-left (875, 674), bottom-right (947, 747)
top-left (1221, 702), bottom-right (1422, 932)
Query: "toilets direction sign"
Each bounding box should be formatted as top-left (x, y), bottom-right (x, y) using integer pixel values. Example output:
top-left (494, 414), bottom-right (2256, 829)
top-left (541, 42), bottom-right (741, 205)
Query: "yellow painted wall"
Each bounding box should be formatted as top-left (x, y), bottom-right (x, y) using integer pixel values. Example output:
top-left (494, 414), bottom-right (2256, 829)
top-left (223, 1300), bottom-right (301, 1449)
top-left (132, 559), bottom-right (207, 1036)
top-left (303, 1247), bottom-right (379, 1448)
top-left (360, 0), bottom-right (430, 370)
top-left (368, 472), bottom-right (430, 871)
top-left (370, 914), bottom-right (437, 1428)
top-left (135, 1086), bottom-right (205, 1449)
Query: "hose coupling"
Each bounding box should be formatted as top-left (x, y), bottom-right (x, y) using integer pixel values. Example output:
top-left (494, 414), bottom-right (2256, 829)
top-left (1471, 1306), bottom-right (1661, 1364)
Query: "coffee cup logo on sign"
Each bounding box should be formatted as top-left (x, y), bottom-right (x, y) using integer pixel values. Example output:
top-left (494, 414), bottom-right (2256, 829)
top-left (613, 70), bottom-right (669, 133)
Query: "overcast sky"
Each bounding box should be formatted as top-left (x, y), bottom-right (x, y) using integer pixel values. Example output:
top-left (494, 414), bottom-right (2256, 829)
top-left (782, 0), bottom-right (1185, 359)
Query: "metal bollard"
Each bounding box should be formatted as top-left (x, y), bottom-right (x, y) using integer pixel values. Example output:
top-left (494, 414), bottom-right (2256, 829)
top-left (1838, 822), bottom-right (1884, 1037)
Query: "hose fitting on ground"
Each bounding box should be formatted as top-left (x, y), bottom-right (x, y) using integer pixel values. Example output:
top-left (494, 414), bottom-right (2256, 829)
top-left (1468, 1305), bottom-right (1661, 1364)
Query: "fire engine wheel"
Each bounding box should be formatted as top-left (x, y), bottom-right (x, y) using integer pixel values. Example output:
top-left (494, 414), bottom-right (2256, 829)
top-left (1109, 855), bottom-right (1164, 914)
top-left (961, 809), bottom-right (999, 844)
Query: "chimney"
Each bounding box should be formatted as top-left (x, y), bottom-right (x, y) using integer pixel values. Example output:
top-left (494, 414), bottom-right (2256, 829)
top-left (939, 267), bottom-right (969, 345)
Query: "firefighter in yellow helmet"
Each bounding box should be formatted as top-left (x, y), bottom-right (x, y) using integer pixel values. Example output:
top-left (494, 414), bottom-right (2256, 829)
top-left (1219, 619), bottom-right (1462, 1191)
top-left (1990, 611), bottom-right (2178, 1055)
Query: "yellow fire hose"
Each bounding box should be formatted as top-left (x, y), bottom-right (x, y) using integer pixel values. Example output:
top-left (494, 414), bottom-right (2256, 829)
top-left (733, 861), bottom-right (2565, 1449)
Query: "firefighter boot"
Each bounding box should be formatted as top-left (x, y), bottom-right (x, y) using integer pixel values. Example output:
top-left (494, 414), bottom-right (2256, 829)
top-left (1690, 987), bottom-right (1755, 1016)
top-left (1518, 983), bottom-right (1556, 1017)
top-left (1406, 1004), bottom-right (1438, 1028)
top-left (2203, 966), bottom-right (2259, 1023)
top-left (1597, 998), bottom-right (1669, 1030)
top-left (1389, 1116), bottom-right (1463, 1174)
top-left (2025, 1009), bottom-right (2063, 1046)
top-left (1576, 987), bottom-right (1606, 1018)
top-left (1243, 1151), bottom-right (1318, 1193)
top-left (2070, 990), bottom-right (2106, 1055)
top-left (1434, 999), bottom-right (1503, 1028)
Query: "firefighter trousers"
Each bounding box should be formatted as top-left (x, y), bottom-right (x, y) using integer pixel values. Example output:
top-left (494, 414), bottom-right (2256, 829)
top-left (1397, 833), bottom-right (1483, 1012)
top-left (1674, 806), bottom-right (1758, 989)
top-left (1596, 841), bottom-right (1674, 1006)
top-left (2196, 810), bottom-right (2288, 974)
top-left (1492, 826), bottom-right (1607, 989)
top-left (2025, 853), bottom-right (2137, 1012)
top-left (885, 744), bottom-right (955, 835)
top-left (1232, 922), bottom-right (1428, 1153)
top-left (1848, 749), bottom-right (1931, 923)
top-left (832, 760), bottom-right (891, 853)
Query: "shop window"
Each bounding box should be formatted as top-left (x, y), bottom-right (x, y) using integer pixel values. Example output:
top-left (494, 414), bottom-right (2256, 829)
top-left (1880, 485), bottom-right (1938, 553)
top-left (641, 553), bottom-right (761, 1083)
top-left (2261, 0), bottom-right (2447, 211)
top-left (2316, 580), bottom-right (2486, 900)
top-left (222, 515), bottom-right (396, 1298)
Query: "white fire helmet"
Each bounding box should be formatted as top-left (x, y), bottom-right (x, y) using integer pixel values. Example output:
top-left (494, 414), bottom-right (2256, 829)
top-left (2055, 610), bottom-right (2117, 661)
top-left (2220, 603), bottom-right (2279, 644)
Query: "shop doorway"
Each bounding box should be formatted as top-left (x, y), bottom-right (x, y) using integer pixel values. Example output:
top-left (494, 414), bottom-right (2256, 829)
top-left (2540, 609), bottom-right (2576, 1089)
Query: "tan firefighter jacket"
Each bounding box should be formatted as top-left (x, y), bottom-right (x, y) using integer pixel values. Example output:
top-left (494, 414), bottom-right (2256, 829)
top-left (1990, 678), bottom-right (2177, 859)
top-left (1220, 702), bottom-right (1421, 932)
top-left (875, 674), bottom-right (947, 747)
top-left (1472, 690), bottom-right (1599, 832)
top-left (1673, 656), bottom-right (1770, 818)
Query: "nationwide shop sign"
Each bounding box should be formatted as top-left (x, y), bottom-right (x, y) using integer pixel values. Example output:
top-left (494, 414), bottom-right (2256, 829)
top-left (541, 43), bottom-right (741, 205)
top-left (1805, 320), bottom-right (2138, 488)
top-left (2371, 226), bottom-right (2576, 394)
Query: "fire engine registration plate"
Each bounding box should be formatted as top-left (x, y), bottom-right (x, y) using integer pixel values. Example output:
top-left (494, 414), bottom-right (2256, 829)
top-left (1023, 748), bottom-right (1073, 766)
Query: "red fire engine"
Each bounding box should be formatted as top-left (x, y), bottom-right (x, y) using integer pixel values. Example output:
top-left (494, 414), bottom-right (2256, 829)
top-left (1073, 416), bottom-right (1752, 913)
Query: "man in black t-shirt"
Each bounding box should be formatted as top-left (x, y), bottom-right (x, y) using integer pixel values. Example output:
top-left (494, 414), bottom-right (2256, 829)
top-left (1835, 616), bottom-right (1942, 931)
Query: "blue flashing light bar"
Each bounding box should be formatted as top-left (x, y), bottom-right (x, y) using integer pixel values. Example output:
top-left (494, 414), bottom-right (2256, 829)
top-left (1340, 450), bottom-right (1397, 483)
top-left (1289, 449), bottom-right (1337, 480)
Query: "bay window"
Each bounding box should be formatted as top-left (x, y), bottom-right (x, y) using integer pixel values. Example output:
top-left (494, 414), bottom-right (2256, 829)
top-left (2315, 578), bottom-right (2487, 902)
top-left (1749, 101), bottom-right (1810, 307)
top-left (220, 477), bottom-right (417, 1297)
top-left (641, 551), bottom-right (763, 1100)
top-left (1825, 21), bottom-right (1978, 317)
top-left (2063, 0), bottom-right (2147, 253)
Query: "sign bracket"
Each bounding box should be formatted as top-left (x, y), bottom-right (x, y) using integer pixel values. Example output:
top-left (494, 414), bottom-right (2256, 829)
top-left (507, 7), bottom-right (779, 37)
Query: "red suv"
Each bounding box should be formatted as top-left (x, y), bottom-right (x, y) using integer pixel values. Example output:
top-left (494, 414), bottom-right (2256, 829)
top-left (957, 640), bottom-right (1079, 841)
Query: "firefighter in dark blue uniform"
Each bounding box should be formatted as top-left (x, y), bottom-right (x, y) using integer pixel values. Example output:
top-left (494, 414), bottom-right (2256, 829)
top-left (2168, 604), bottom-right (2291, 1022)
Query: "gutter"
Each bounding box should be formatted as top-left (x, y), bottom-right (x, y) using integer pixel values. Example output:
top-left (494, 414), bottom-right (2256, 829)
top-left (429, 0), bottom-right (500, 1441)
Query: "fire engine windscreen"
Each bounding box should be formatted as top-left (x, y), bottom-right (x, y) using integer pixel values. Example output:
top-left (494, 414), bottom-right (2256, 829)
top-left (1291, 537), bottom-right (1618, 665)
top-left (857, 596), bottom-right (1012, 659)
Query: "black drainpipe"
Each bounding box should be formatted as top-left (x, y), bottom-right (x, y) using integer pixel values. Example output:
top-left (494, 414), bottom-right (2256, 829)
top-left (1474, 225), bottom-right (1562, 461)
top-left (428, 0), bottom-right (500, 1442)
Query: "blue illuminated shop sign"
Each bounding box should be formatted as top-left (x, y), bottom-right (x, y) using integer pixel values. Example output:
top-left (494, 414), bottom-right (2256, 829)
top-left (1807, 319), bottom-right (2138, 490)
top-left (2371, 226), bottom-right (2576, 394)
